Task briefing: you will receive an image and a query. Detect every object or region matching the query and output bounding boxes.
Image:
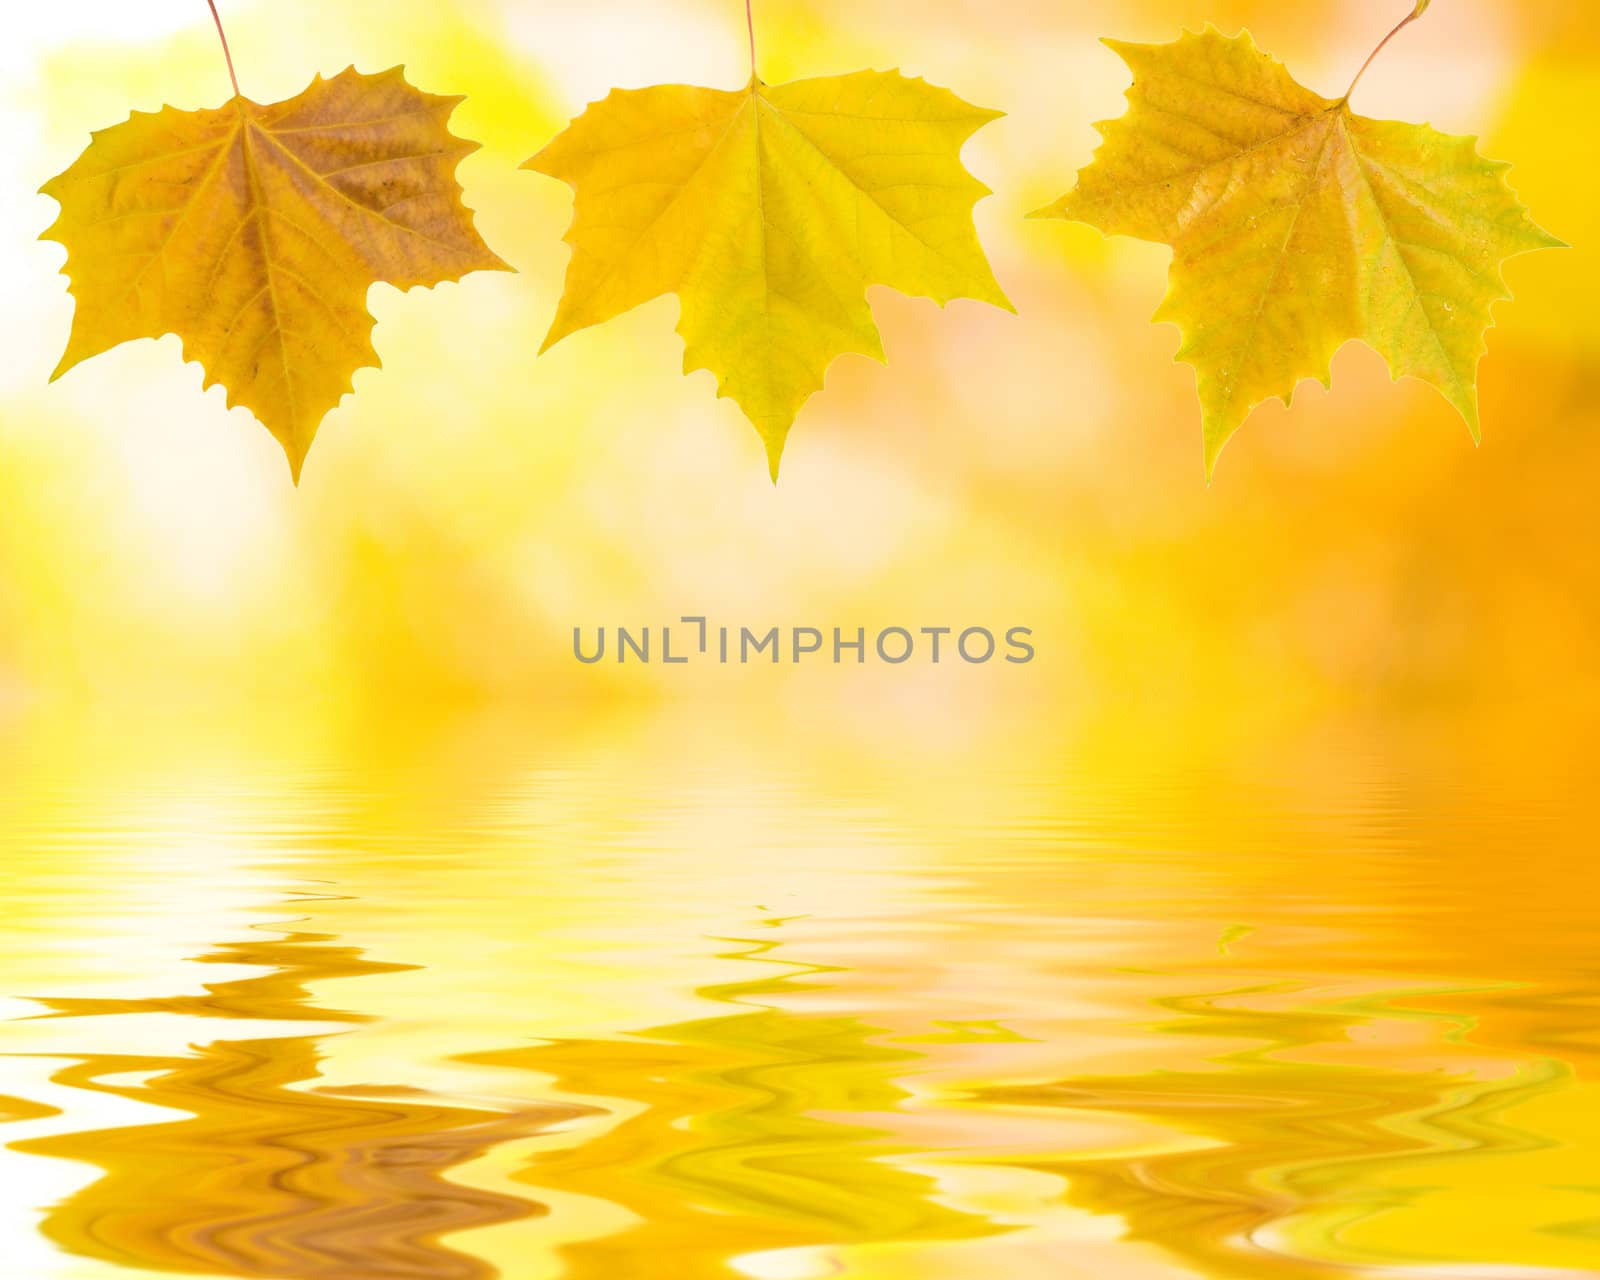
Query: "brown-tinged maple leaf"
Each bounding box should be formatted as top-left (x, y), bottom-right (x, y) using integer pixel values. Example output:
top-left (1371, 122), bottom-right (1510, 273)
top-left (42, 65), bottom-right (510, 480)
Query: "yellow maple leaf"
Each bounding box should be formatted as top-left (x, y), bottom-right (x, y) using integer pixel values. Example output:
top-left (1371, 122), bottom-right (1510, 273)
top-left (1032, 20), bottom-right (1563, 477)
top-left (42, 66), bottom-right (509, 480)
top-left (528, 70), bottom-right (1012, 478)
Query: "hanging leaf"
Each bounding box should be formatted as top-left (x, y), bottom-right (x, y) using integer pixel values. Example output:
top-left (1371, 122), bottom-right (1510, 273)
top-left (1032, 19), bottom-right (1563, 476)
top-left (43, 65), bottom-right (510, 480)
top-left (528, 70), bottom-right (1012, 478)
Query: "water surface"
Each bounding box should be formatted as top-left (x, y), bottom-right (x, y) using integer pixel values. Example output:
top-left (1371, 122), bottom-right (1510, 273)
top-left (1, 720), bottom-right (1596, 1279)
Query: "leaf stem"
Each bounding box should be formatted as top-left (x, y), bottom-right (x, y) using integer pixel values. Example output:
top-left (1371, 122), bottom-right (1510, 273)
top-left (1342, 2), bottom-right (1430, 103)
top-left (206, 0), bottom-right (242, 98)
top-left (745, 0), bottom-right (757, 79)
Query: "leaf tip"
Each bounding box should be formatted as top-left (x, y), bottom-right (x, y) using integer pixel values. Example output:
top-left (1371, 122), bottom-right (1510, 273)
top-left (1201, 408), bottom-right (1240, 481)
top-left (522, 138), bottom-right (566, 177)
top-left (763, 435), bottom-right (786, 483)
top-left (1099, 36), bottom-right (1141, 68)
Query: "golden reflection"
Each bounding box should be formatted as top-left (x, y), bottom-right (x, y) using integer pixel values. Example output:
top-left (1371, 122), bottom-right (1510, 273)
top-left (2, 713), bottom-right (1599, 1280)
top-left (466, 920), bottom-right (1002, 1278)
top-left (12, 906), bottom-right (588, 1278)
top-left (979, 983), bottom-right (1581, 1279)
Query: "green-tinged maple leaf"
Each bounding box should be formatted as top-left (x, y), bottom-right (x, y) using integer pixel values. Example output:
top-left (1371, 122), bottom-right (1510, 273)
top-left (528, 70), bottom-right (1012, 479)
top-left (42, 66), bottom-right (510, 480)
top-left (1032, 22), bottom-right (1563, 476)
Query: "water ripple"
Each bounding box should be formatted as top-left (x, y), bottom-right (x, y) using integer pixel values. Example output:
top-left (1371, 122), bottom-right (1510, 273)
top-left (2, 746), bottom-right (1597, 1278)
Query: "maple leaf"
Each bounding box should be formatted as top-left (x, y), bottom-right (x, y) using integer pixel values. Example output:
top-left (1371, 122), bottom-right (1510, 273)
top-left (1031, 21), bottom-right (1563, 477)
top-left (42, 66), bottom-right (509, 480)
top-left (527, 70), bottom-right (1012, 479)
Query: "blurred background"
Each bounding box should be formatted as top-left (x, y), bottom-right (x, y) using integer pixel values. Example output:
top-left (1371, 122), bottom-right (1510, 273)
top-left (0, 0), bottom-right (1594, 763)
top-left (3, 9), bottom-right (1599, 1278)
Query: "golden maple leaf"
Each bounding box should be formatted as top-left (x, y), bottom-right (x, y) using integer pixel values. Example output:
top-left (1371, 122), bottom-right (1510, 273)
top-left (1032, 20), bottom-right (1563, 477)
top-left (42, 66), bottom-right (509, 480)
top-left (528, 70), bottom-right (1012, 479)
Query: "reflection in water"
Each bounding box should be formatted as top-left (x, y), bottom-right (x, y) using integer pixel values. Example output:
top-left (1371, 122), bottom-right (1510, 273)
top-left (2, 730), bottom-right (1599, 1279)
top-left (466, 920), bottom-right (1001, 1278)
top-left (10, 902), bottom-right (587, 1278)
top-left (982, 984), bottom-right (1579, 1278)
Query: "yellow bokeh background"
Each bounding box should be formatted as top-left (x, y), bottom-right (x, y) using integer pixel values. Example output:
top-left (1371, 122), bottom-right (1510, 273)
top-left (0, 0), bottom-right (1595, 759)
top-left (2, 11), bottom-right (1599, 1273)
